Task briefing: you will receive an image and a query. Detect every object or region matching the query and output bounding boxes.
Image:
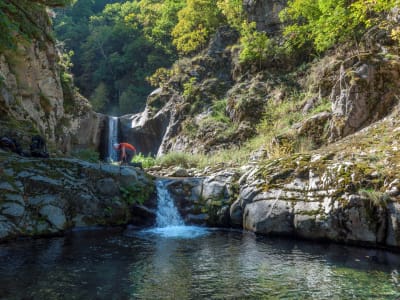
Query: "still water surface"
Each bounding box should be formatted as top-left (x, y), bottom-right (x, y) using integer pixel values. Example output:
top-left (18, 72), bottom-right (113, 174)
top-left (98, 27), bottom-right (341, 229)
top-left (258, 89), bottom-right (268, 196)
top-left (1, 227), bottom-right (400, 299)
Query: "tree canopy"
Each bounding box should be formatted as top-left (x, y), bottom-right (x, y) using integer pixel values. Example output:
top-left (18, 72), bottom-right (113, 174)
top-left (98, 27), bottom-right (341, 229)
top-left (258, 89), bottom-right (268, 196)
top-left (280, 0), bottom-right (398, 52)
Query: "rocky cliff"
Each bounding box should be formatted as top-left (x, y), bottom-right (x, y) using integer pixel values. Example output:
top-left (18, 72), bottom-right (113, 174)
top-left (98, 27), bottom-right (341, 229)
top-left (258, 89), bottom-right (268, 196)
top-left (161, 105), bottom-right (400, 249)
top-left (0, 9), bottom-right (105, 155)
top-left (0, 151), bottom-right (156, 242)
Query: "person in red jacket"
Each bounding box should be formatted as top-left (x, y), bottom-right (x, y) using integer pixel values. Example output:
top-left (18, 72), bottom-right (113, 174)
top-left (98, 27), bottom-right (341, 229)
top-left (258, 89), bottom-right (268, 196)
top-left (113, 142), bottom-right (137, 165)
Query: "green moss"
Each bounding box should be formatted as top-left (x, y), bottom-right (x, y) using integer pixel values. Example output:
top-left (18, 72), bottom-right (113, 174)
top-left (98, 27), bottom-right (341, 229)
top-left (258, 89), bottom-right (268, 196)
top-left (120, 181), bottom-right (154, 205)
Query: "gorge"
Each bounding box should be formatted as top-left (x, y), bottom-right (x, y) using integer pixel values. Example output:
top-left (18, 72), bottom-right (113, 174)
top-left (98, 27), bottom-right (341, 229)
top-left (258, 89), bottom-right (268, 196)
top-left (1, 0), bottom-right (400, 298)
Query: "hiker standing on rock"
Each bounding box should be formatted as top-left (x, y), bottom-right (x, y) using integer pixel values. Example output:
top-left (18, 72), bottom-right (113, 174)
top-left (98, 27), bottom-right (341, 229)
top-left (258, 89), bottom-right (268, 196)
top-left (113, 142), bottom-right (136, 165)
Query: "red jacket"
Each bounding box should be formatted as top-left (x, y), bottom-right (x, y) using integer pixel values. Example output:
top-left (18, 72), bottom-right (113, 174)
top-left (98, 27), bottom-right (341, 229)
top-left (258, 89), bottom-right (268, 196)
top-left (116, 143), bottom-right (136, 152)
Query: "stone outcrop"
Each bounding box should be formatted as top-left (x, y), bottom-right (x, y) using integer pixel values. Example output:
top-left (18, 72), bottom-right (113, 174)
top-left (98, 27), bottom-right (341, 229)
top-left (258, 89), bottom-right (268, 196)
top-left (118, 26), bottom-right (240, 156)
top-left (0, 152), bottom-right (156, 242)
top-left (0, 24), bottom-right (106, 155)
top-left (243, 0), bottom-right (287, 34)
top-left (159, 108), bottom-right (400, 249)
top-left (161, 169), bottom-right (241, 226)
top-left (328, 58), bottom-right (400, 141)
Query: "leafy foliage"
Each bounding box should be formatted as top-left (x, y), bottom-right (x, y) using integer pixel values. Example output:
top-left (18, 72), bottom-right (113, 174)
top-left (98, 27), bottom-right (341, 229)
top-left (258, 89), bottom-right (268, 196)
top-left (217, 0), bottom-right (244, 30)
top-left (239, 22), bottom-right (274, 67)
top-left (172, 0), bottom-right (224, 54)
top-left (131, 153), bottom-right (156, 168)
top-left (54, 0), bottom-right (178, 115)
top-left (280, 0), bottom-right (398, 52)
top-left (90, 82), bottom-right (108, 111)
top-left (120, 182), bottom-right (153, 205)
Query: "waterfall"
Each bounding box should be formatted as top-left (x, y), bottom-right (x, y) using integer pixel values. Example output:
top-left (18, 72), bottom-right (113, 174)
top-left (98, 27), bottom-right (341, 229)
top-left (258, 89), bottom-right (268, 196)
top-left (107, 116), bottom-right (119, 162)
top-left (140, 179), bottom-right (208, 238)
top-left (155, 180), bottom-right (185, 227)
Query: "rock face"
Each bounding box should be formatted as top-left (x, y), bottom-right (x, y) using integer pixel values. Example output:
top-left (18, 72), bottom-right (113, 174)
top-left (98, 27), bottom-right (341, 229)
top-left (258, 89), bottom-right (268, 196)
top-left (161, 170), bottom-right (241, 226)
top-left (119, 99), bottom-right (173, 156)
top-left (160, 107), bottom-right (400, 249)
top-left (119, 27), bottom-right (239, 156)
top-left (0, 22), bottom-right (106, 155)
top-left (243, 0), bottom-right (287, 33)
top-left (328, 58), bottom-right (400, 141)
top-left (0, 153), bottom-right (156, 242)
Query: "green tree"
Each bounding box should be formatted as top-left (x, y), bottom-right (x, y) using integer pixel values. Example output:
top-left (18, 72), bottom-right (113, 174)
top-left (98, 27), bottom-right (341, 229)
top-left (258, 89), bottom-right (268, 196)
top-left (136, 0), bottom-right (185, 54)
top-left (172, 0), bottom-right (224, 54)
top-left (239, 21), bottom-right (273, 68)
top-left (280, 0), bottom-right (398, 53)
top-left (217, 0), bottom-right (244, 30)
top-left (90, 82), bottom-right (108, 111)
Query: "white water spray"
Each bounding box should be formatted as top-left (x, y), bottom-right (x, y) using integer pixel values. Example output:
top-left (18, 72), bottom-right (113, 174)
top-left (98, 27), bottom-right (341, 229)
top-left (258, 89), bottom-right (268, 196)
top-left (155, 180), bottom-right (185, 227)
top-left (144, 179), bottom-right (208, 238)
top-left (108, 116), bottom-right (119, 162)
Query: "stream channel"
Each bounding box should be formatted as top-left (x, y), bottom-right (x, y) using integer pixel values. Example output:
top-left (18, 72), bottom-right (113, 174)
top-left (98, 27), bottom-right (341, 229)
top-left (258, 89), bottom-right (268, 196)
top-left (1, 179), bottom-right (400, 299)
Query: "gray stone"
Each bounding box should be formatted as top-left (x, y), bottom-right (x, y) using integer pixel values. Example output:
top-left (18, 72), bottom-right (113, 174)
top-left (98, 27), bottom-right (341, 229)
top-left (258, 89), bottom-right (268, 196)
top-left (39, 205), bottom-right (66, 230)
top-left (229, 199), bottom-right (243, 227)
top-left (0, 221), bottom-right (15, 239)
top-left (0, 182), bottom-right (16, 192)
top-left (29, 175), bottom-right (62, 186)
top-left (243, 200), bottom-right (294, 234)
top-left (202, 180), bottom-right (226, 200)
top-left (3, 193), bottom-right (24, 205)
top-left (29, 194), bottom-right (59, 206)
top-left (168, 167), bottom-right (189, 177)
top-left (386, 202), bottom-right (400, 247)
top-left (1, 202), bottom-right (25, 217)
top-left (17, 171), bottom-right (35, 178)
top-left (96, 178), bottom-right (119, 196)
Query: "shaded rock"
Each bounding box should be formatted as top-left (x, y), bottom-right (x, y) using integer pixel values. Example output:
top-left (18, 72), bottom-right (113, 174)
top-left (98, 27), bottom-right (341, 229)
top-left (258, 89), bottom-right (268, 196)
top-left (39, 205), bottom-right (66, 230)
top-left (229, 199), bottom-right (243, 227)
top-left (29, 194), bottom-right (59, 206)
top-left (0, 182), bottom-right (16, 192)
top-left (1, 203), bottom-right (25, 218)
top-left (244, 0), bottom-right (287, 34)
top-left (386, 202), bottom-right (400, 247)
top-left (96, 178), bottom-right (119, 196)
top-left (3, 194), bottom-right (24, 205)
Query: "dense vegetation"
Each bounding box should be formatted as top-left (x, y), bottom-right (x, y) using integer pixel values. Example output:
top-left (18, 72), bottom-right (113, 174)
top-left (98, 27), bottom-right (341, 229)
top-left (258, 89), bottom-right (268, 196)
top-left (1, 0), bottom-right (399, 163)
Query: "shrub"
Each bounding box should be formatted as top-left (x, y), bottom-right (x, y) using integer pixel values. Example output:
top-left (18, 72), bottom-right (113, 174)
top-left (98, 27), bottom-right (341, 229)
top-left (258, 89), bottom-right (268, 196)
top-left (131, 153), bottom-right (156, 169)
top-left (156, 151), bottom-right (198, 168)
top-left (239, 21), bottom-right (274, 68)
top-left (120, 182), bottom-right (154, 205)
top-left (280, 0), bottom-right (398, 53)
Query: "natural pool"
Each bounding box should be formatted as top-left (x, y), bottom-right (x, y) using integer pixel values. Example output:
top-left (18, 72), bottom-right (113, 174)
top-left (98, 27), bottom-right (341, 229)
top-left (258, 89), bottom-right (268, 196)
top-left (1, 226), bottom-right (400, 299)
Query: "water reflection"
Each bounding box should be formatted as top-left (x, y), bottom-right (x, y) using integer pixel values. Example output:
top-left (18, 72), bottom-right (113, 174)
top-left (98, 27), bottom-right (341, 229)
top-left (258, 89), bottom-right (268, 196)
top-left (0, 229), bottom-right (400, 299)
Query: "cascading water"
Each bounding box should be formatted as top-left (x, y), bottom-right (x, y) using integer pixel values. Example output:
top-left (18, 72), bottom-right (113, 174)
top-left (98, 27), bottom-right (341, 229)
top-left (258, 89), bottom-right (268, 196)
top-left (107, 116), bottom-right (119, 162)
top-left (155, 180), bottom-right (185, 227)
top-left (143, 179), bottom-right (208, 238)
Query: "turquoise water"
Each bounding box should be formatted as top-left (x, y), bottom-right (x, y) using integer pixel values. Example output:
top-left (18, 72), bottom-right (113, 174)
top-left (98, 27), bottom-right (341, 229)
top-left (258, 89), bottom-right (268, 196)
top-left (0, 227), bottom-right (400, 299)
